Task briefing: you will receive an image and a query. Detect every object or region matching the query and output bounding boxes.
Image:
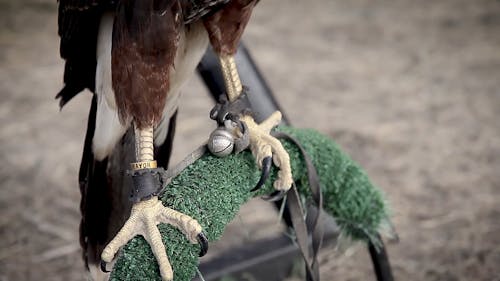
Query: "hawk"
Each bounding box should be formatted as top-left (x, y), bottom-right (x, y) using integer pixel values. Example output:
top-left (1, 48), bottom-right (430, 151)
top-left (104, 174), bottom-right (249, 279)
top-left (57, 0), bottom-right (293, 280)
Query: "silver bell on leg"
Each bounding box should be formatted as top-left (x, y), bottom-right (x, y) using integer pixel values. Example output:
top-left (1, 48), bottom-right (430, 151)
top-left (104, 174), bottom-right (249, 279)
top-left (207, 127), bottom-right (235, 157)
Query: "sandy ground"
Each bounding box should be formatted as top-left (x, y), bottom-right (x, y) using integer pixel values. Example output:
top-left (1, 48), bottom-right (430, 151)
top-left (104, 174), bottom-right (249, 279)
top-left (1, 0), bottom-right (499, 280)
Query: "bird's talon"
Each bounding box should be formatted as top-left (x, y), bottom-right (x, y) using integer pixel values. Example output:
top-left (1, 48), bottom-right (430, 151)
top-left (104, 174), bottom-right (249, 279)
top-left (196, 232), bottom-right (209, 257)
top-left (251, 156), bottom-right (272, 191)
top-left (100, 260), bottom-right (110, 273)
top-left (262, 190), bottom-right (288, 202)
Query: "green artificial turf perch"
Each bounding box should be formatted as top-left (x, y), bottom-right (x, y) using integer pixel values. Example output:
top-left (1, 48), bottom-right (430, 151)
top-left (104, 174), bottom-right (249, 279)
top-left (109, 126), bottom-right (391, 281)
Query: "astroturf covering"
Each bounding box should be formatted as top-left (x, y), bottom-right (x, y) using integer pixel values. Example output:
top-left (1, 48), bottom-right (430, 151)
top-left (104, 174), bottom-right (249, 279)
top-left (110, 126), bottom-right (390, 281)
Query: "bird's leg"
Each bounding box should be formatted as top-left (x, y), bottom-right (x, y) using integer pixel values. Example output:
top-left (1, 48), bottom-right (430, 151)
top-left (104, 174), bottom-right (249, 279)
top-left (101, 125), bottom-right (208, 281)
top-left (218, 54), bottom-right (293, 199)
top-left (219, 55), bottom-right (243, 102)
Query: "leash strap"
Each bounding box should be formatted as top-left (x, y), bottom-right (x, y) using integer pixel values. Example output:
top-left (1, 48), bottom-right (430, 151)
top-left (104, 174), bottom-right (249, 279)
top-left (273, 131), bottom-right (324, 281)
top-left (287, 183), bottom-right (319, 281)
top-left (159, 144), bottom-right (208, 194)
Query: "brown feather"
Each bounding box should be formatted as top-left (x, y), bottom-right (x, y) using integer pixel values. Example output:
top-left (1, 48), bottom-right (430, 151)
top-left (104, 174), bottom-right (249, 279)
top-left (112, 0), bottom-right (182, 129)
top-left (202, 0), bottom-right (257, 56)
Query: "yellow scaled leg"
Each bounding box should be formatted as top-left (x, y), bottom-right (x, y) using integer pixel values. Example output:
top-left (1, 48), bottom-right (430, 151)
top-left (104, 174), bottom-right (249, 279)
top-left (101, 126), bottom-right (207, 281)
top-left (219, 55), bottom-right (293, 194)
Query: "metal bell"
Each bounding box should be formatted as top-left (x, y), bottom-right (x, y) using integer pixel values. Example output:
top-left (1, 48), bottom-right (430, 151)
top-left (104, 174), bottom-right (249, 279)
top-left (208, 127), bottom-right (235, 157)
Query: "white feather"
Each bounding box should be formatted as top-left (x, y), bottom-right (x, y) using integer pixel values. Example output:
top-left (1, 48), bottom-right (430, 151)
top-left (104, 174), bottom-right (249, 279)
top-left (154, 22), bottom-right (209, 146)
top-left (93, 13), bottom-right (128, 161)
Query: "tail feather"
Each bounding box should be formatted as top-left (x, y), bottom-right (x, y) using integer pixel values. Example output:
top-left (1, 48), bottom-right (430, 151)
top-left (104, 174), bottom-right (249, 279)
top-left (155, 111), bottom-right (178, 168)
top-left (79, 95), bottom-right (114, 267)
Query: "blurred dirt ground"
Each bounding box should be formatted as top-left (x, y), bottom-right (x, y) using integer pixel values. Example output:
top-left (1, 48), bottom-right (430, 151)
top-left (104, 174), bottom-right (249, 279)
top-left (1, 0), bottom-right (500, 280)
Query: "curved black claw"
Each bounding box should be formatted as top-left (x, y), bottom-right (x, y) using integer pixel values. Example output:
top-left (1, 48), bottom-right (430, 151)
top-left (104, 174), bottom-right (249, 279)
top-left (262, 190), bottom-right (287, 202)
top-left (251, 156), bottom-right (272, 192)
top-left (100, 260), bottom-right (110, 273)
top-left (197, 232), bottom-right (209, 257)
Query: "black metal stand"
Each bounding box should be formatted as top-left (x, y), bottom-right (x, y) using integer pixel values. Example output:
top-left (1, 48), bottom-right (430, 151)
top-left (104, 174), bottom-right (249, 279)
top-left (369, 237), bottom-right (394, 281)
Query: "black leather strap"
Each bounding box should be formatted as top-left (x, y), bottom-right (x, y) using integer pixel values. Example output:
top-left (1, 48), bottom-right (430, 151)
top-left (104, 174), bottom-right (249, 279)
top-left (209, 89), bottom-right (253, 125)
top-left (128, 168), bottom-right (165, 203)
top-left (273, 131), bottom-right (324, 281)
top-left (287, 184), bottom-right (319, 281)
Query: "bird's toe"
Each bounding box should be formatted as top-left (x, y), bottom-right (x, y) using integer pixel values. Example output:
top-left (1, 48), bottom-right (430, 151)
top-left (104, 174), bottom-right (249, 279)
top-left (196, 232), bottom-right (209, 257)
top-left (251, 156), bottom-right (272, 191)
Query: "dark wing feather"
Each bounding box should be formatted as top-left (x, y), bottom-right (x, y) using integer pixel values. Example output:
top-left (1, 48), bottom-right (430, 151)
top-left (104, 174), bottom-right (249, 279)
top-left (56, 0), bottom-right (115, 108)
top-left (182, 0), bottom-right (230, 24)
top-left (78, 95), bottom-right (113, 267)
top-left (155, 111), bottom-right (178, 168)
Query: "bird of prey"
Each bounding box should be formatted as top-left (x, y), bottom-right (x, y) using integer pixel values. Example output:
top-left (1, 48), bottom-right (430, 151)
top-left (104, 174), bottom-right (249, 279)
top-left (57, 0), bottom-right (293, 280)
